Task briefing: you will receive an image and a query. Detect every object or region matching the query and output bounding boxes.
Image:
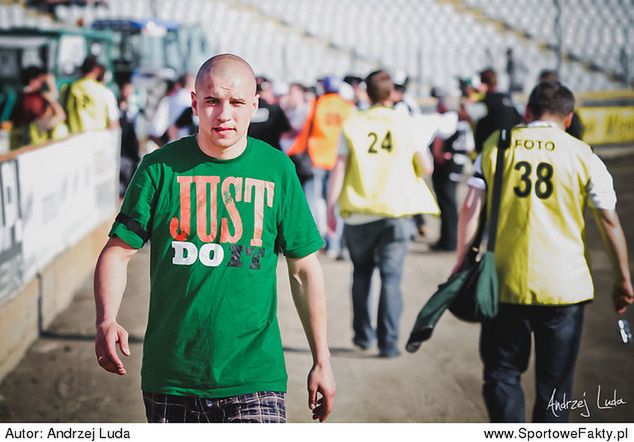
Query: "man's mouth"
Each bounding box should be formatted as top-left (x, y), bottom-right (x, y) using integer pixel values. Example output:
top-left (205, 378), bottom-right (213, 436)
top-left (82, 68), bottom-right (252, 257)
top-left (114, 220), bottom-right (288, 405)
top-left (214, 126), bottom-right (235, 133)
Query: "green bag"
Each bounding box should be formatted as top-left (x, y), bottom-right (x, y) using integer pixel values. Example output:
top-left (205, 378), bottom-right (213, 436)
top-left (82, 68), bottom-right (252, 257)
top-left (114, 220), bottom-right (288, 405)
top-left (448, 250), bottom-right (498, 322)
top-left (406, 129), bottom-right (510, 353)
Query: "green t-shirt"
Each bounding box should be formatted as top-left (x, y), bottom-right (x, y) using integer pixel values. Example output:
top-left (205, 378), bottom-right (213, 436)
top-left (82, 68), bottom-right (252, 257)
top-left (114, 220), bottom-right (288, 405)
top-left (110, 136), bottom-right (323, 398)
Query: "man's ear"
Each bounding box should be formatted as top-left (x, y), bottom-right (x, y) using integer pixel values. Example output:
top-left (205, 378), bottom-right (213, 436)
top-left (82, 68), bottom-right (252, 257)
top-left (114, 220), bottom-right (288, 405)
top-left (563, 112), bottom-right (573, 129)
top-left (524, 107), bottom-right (534, 122)
top-left (191, 91), bottom-right (198, 116)
top-left (251, 94), bottom-right (260, 117)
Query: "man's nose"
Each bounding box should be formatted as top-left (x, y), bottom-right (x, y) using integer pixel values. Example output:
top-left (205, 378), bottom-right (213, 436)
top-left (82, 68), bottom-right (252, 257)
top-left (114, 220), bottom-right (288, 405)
top-left (216, 102), bottom-right (231, 121)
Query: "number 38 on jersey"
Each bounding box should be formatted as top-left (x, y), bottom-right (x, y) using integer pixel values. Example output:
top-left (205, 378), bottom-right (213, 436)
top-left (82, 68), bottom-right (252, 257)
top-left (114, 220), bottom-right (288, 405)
top-left (513, 160), bottom-right (554, 199)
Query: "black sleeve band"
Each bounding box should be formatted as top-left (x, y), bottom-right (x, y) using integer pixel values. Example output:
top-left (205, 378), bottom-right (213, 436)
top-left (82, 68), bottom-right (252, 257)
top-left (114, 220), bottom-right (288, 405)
top-left (115, 212), bottom-right (149, 242)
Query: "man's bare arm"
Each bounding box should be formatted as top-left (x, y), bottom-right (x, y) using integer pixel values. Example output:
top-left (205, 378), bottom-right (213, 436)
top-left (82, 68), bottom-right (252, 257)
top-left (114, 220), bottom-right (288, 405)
top-left (326, 154), bottom-right (347, 232)
top-left (36, 92), bottom-right (66, 131)
top-left (593, 208), bottom-right (634, 314)
top-left (452, 186), bottom-right (485, 275)
top-left (94, 236), bottom-right (138, 375)
top-left (286, 253), bottom-right (336, 422)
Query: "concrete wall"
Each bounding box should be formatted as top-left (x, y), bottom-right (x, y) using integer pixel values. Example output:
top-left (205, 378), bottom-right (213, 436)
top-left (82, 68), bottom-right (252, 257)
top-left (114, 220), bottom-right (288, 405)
top-left (0, 130), bottom-right (119, 383)
top-left (0, 218), bottom-right (111, 382)
top-left (0, 278), bottom-right (39, 384)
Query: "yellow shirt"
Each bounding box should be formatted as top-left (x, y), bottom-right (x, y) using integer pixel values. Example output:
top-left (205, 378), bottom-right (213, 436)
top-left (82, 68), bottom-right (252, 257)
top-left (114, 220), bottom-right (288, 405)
top-left (9, 119), bottom-right (68, 150)
top-left (66, 78), bottom-right (111, 133)
top-left (338, 106), bottom-right (439, 218)
top-left (480, 124), bottom-right (603, 305)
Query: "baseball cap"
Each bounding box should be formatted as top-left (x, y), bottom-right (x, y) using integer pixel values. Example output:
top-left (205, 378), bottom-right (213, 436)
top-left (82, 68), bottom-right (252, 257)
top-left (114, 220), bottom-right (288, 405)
top-left (320, 76), bottom-right (341, 94)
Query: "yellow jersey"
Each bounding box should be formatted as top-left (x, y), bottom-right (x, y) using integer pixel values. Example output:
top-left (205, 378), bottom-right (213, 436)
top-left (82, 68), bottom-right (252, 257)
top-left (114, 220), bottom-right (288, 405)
top-left (66, 78), bottom-right (111, 133)
top-left (338, 106), bottom-right (439, 218)
top-left (9, 120), bottom-right (68, 149)
top-left (480, 123), bottom-right (605, 305)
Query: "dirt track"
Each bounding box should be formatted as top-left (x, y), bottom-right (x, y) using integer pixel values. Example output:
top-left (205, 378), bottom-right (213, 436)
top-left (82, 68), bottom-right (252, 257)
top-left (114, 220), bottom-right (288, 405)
top-left (0, 151), bottom-right (633, 423)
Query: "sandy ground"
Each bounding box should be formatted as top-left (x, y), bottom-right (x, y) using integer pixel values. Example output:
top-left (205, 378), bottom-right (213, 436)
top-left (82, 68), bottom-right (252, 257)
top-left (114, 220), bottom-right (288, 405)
top-left (0, 152), bottom-right (633, 423)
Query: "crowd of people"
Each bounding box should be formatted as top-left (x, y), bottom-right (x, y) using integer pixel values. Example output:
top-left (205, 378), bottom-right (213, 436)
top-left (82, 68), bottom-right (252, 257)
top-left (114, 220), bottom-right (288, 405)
top-left (7, 54), bottom-right (511, 254)
top-left (9, 55), bottom-right (120, 151)
top-left (7, 51), bottom-right (631, 424)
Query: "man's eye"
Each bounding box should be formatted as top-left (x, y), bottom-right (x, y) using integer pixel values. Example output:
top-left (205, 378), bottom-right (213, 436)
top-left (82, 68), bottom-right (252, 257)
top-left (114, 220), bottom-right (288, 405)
top-left (207, 98), bottom-right (219, 105)
top-left (231, 101), bottom-right (245, 106)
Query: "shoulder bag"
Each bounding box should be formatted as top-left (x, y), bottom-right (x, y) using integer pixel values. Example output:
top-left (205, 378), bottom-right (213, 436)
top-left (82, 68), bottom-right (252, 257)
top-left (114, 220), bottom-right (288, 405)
top-left (406, 128), bottom-right (511, 352)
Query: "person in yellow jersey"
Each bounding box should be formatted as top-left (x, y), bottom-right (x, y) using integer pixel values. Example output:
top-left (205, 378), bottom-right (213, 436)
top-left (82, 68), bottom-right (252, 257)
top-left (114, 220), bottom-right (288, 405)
top-left (65, 56), bottom-right (119, 134)
top-left (452, 81), bottom-right (634, 422)
top-left (326, 70), bottom-right (439, 358)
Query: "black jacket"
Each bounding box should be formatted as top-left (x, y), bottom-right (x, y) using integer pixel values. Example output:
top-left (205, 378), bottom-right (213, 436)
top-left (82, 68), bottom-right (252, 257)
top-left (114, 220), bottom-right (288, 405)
top-left (474, 92), bottom-right (523, 153)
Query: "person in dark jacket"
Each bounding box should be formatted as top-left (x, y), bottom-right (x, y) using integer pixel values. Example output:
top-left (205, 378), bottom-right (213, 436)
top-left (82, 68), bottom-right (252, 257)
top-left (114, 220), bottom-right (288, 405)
top-left (247, 76), bottom-right (291, 150)
top-left (474, 68), bottom-right (523, 153)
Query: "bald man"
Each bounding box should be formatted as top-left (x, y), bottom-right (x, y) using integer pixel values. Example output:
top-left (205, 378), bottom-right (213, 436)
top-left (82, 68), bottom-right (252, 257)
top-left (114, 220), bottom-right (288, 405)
top-left (94, 54), bottom-right (335, 423)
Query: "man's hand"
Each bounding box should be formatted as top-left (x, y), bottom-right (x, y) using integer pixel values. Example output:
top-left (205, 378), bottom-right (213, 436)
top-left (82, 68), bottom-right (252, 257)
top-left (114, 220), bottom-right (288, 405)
top-left (95, 320), bottom-right (130, 376)
top-left (450, 258), bottom-right (464, 277)
top-left (307, 361), bottom-right (336, 422)
top-left (286, 253), bottom-right (334, 422)
top-left (593, 208), bottom-right (633, 315)
top-left (431, 137), bottom-right (451, 166)
top-left (94, 237), bottom-right (138, 376)
top-left (433, 151), bottom-right (452, 166)
top-left (326, 205), bottom-right (337, 233)
top-left (613, 280), bottom-right (634, 315)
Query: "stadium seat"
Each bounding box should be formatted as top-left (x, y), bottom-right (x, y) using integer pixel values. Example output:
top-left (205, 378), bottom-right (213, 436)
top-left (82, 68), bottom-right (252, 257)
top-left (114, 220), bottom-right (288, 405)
top-left (1, 0), bottom-right (630, 94)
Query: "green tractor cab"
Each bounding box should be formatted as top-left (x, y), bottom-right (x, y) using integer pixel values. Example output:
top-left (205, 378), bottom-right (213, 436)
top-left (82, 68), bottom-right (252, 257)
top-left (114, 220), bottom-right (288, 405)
top-left (90, 19), bottom-right (207, 136)
top-left (91, 19), bottom-right (208, 83)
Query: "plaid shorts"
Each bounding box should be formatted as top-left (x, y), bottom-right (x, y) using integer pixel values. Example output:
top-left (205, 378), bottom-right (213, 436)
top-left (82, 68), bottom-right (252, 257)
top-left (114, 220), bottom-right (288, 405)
top-left (142, 391), bottom-right (286, 423)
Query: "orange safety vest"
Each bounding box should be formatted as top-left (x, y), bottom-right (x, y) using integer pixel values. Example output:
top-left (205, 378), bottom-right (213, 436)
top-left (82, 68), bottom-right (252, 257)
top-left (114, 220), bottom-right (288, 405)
top-left (288, 93), bottom-right (355, 170)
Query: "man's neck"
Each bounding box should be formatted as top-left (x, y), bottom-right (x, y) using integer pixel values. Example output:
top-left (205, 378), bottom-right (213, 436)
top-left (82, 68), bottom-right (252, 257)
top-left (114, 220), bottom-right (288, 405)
top-left (532, 114), bottom-right (566, 130)
top-left (372, 100), bottom-right (393, 108)
top-left (195, 133), bottom-right (248, 160)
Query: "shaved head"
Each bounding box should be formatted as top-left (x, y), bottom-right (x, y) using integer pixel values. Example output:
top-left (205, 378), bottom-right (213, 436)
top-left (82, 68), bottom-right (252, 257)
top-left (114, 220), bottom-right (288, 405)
top-left (191, 53), bottom-right (259, 157)
top-left (195, 53), bottom-right (257, 95)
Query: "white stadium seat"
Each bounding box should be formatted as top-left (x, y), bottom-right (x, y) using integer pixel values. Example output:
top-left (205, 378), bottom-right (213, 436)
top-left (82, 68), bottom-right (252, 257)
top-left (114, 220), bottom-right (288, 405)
top-left (0, 0), bottom-right (630, 94)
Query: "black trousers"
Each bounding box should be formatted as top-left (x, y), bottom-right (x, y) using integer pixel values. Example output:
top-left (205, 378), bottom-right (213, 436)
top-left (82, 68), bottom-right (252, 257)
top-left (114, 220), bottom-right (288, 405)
top-left (432, 168), bottom-right (458, 250)
top-left (480, 303), bottom-right (586, 423)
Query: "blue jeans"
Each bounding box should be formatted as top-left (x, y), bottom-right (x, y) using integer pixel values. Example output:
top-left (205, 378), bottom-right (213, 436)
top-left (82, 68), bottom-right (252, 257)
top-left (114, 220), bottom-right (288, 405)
top-left (303, 167), bottom-right (329, 236)
top-left (344, 218), bottom-right (411, 356)
top-left (303, 167), bottom-right (343, 254)
top-left (480, 303), bottom-right (586, 423)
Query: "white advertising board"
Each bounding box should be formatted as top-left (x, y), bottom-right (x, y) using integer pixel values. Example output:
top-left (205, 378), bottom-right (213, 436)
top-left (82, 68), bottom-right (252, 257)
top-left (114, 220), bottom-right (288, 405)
top-left (0, 130), bottom-right (119, 304)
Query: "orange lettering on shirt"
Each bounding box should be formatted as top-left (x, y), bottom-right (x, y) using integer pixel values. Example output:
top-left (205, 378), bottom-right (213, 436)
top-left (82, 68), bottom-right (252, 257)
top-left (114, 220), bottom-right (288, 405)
top-left (244, 178), bottom-right (275, 247)
top-left (195, 176), bottom-right (220, 242)
top-left (170, 176), bottom-right (194, 241)
top-left (220, 177), bottom-right (243, 243)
